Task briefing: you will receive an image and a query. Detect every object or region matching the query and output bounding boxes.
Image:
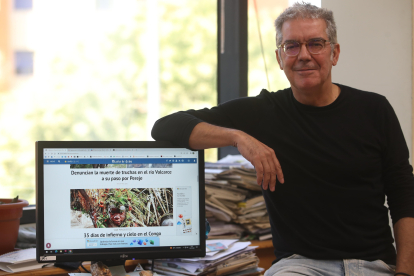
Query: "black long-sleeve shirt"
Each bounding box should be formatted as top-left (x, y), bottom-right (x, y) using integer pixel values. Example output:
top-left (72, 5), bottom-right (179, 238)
top-left (151, 84), bottom-right (414, 265)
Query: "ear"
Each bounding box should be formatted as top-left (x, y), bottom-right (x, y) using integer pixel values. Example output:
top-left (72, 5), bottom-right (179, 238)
top-left (275, 49), bottom-right (283, 70)
top-left (331, 43), bottom-right (340, 66)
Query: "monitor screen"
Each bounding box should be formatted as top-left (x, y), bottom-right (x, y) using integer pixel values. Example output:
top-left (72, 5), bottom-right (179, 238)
top-left (36, 141), bottom-right (205, 263)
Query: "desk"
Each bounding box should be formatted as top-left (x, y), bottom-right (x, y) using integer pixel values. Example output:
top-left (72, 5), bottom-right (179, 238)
top-left (0, 241), bottom-right (274, 275)
top-left (250, 240), bottom-right (275, 271)
top-left (0, 260), bottom-right (145, 276)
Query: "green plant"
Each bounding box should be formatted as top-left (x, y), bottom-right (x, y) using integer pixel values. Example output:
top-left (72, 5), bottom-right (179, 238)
top-left (0, 195), bottom-right (19, 204)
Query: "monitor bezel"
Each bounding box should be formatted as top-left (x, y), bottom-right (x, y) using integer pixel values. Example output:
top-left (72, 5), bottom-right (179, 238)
top-left (36, 141), bottom-right (205, 263)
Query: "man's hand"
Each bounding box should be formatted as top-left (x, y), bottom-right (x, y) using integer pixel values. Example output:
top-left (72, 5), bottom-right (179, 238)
top-left (233, 131), bottom-right (284, 191)
top-left (189, 122), bottom-right (284, 191)
top-left (394, 217), bottom-right (414, 275)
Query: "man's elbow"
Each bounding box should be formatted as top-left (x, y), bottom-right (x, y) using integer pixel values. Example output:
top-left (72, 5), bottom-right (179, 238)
top-left (151, 119), bottom-right (163, 141)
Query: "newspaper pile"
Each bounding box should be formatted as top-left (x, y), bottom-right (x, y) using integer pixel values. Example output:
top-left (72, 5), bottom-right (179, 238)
top-left (205, 155), bottom-right (271, 241)
top-left (149, 240), bottom-right (263, 276)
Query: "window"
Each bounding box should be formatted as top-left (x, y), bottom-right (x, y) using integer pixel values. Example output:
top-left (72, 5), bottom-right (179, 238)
top-left (95, 0), bottom-right (113, 11)
top-left (0, 0), bottom-right (217, 205)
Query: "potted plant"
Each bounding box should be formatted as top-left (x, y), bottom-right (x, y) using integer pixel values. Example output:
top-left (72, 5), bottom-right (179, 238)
top-left (0, 196), bottom-right (29, 255)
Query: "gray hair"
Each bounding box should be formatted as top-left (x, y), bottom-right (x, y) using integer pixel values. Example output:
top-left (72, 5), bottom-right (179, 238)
top-left (275, 2), bottom-right (337, 50)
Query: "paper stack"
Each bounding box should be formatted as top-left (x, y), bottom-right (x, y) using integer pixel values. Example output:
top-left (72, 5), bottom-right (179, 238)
top-left (205, 155), bottom-right (272, 241)
top-left (0, 248), bottom-right (44, 273)
top-left (150, 239), bottom-right (263, 276)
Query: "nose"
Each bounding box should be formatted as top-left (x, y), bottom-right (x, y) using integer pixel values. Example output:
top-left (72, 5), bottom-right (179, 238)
top-left (297, 43), bottom-right (312, 61)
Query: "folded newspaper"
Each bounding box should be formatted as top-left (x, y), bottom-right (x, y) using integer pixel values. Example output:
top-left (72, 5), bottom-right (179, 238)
top-left (0, 248), bottom-right (44, 273)
top-left (149, 240), bottom-right (264, 276)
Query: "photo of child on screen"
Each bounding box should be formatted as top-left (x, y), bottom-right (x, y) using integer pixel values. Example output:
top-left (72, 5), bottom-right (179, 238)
top-left (70, 188), bottom-right (173, 228)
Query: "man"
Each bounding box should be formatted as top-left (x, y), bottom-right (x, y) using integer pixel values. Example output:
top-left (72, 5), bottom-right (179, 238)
top-left (152, 3), bottom-right (414, 276)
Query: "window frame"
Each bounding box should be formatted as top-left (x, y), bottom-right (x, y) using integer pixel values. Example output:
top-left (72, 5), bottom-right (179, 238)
top-left (217, 0), bottom-right (247, 159)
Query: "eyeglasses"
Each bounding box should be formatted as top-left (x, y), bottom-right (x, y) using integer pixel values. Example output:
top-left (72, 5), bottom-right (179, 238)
top-left (279, 38), bottom-right (331, 56)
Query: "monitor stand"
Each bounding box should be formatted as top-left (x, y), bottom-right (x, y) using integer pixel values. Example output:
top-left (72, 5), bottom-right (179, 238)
top-left (54, 261), bottom-right (83, 270)
top-left (93, 259), bottom-right (155, 272)
top-left (94, 259), bottom-right (126, 268)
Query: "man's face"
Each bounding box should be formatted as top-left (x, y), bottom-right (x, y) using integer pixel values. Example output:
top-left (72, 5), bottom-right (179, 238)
top-left (276, 18), bottom-right (340, 93)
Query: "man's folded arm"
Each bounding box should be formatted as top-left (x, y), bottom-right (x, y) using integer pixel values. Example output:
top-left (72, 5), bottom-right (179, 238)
top-left (151, 111), bottom-right (204, 148)
top-left (151, 95), bottom-right (268, 148)
top-left (151, 110), bottom-right (284, 191)
top-left (151, 110), bottom-right (242, 150)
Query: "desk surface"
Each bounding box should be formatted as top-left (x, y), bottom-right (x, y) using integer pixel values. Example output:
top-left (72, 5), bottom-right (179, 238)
top-left (250, 239), bottom-right (273, 249)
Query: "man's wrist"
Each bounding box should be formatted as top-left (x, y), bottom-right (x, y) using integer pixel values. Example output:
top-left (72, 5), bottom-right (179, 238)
top-left (229, 129), bottom-right (244, 148)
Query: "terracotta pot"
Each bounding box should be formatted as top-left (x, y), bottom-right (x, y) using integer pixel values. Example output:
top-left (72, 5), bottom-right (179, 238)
top-left (0, 198), bottom-right (29, 255)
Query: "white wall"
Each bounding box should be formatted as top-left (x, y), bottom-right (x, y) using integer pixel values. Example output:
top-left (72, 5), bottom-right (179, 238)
top-left (322, 0), bottom-right (412, 241)
top-left (323, 0), bottom-right (412, 156)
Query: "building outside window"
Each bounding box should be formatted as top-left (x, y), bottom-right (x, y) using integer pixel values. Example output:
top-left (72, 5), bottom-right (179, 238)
top-left (14, 51), bottom-right (33, 75)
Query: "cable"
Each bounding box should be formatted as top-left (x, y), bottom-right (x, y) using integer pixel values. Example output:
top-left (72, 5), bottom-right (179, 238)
top-left (253, 0), bottom-right (270, 91)
top-left (41, 263), bottom-right (54, 268)
top-left (151, 259), bottom-right (155, 271)
top-left (80, 262), bottom-right (90, 273)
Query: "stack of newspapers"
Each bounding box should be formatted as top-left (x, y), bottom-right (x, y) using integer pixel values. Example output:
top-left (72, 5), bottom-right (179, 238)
top-left (149, 239), bottom-right (263, 276)
top-left (204, 155), bottom-right (271, 241)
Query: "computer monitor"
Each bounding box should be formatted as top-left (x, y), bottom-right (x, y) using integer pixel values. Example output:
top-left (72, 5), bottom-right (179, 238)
top-left (36, 141), bottom-right (205, 264)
